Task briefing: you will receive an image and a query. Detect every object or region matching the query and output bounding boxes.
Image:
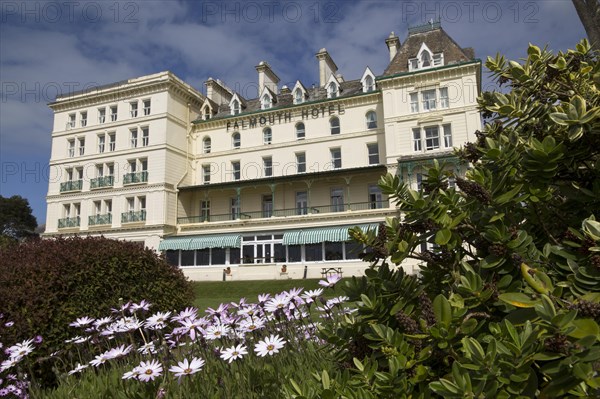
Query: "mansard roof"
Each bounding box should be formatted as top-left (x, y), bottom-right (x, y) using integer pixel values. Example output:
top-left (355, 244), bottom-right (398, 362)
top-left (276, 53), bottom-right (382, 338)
top-left (383, 22), bottom-right (475, 76)
top-left (195, 79), bottom-right (365, 122)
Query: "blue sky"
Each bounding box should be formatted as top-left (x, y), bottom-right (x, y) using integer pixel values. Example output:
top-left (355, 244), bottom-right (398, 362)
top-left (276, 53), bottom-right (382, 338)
top-left (0, 0), bottom-right (587, 226)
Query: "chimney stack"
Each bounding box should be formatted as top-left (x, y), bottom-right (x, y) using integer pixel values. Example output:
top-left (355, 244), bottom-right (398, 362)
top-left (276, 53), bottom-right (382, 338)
top-left (385, 32), bottom-right (401, 62)
top-left (204, 78), bottom-right (233, 105)
top-left (315, 48), bottom-right (338, 87)
top-left (255, 61), bottom-right (280, 94)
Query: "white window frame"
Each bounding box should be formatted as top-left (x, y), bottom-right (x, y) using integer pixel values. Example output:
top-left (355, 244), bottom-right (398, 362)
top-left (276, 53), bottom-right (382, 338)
top-left (263, 128), bottom-right (272, 144)
top-left (108, 133), bottom-right (116, 151)
top-left (68, 139), bottom-right (75, 157)
top-left (413, 128), bottom-right (422, 152)
top-left (422, 89), bottom-right (437, 111)
top-left (440, 87), bottom-right (449, 108)
top-left (130, 128), bottom-right (138, 148)
top-left (203, 137), bottom-right (211, 154)
top-left (367, 143), bottom-right (379, 165)
top-left (443, 124), bottom-right (453, 148)
top-left (98, 108), bottom-right (106, 124)
top-left (327, 81), bottom-right (338, 99)
top-left (143, 99), bottom-right (151, 116)
top-left (330, 148), bottom-right (342, 169)
top-left (141, 127), bottom-right (149, 147)
top-left (130, 101), bottom-right (138, 118)
top-left (98, 134), bottom-right (105, 153)
top-left (110, 106), bottom-right (117, 122)
top-left (410, 92), bottom-right (419, 113)
top-left (424, 126), bottom-right (440, 151)
top-left (261, 94), bottom-right (272, 110)
top-left (203, 165), bottom-right (211, 184)
top-left (78, 137), bottom-right (85, 156)
top-left (232, 132), bottom-right (241, 149)
top-left (232, 161), bottom-right (241, 181)
top-left (231, 99), bottom-right (240, 115)
top-left (263, 157), bottom-right (273, 177)
top-left (295, 122), bottom-right (305, 140)
top-left (366, 111), bottom-right (377, 129)
top-left (330, 117), bottom-right (340, 135)
top-left (296, 152), bottom-right (306, 173)
top-left (80, 111), bottom-right (87, 127)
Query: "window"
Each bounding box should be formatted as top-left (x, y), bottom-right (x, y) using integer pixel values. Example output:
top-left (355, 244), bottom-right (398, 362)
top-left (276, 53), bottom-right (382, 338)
top-left (105, 199), bottom-right (112, 214)
top-left (78, 138), bottom-right (85, 156)
top-left (231, 100), bottom-right (240, 115)
top-left (107, 163), bottom-right (114, 177)
top-left (294, 89), bottom-right (303, 104)
top-left (330, 117), bottom-right (340, 135)
top-left (366, 111), bottom-right (377, 129)
top-left (325, 242), bottom-right (343, 260)
top-left (296, 191), bottom-right (307, 215)
top-left (261, 94), bottom-right (271, 110)
top-left (93, 200), bottom-right (101, 215)
top-left (263, 157), bottom-right (273, 177)
top-left (141, 159), bottom-right (148, 172)
top-left (369, 185), bottom-right (383, 209)
top-left (231, 198), bottom-right (240, 219)
top-left (367, 143), bottom-right (379, 165)
top-left (201, 200), bottom-right (210, 222)
top-left (203, 165), bottom-right (211, 184)
top-left (263, 128), bottom-right (272, 144)
top-left (262, 195), bottom-right (273, 218)
top-left (422, 89), bottom-right (436, 111)
top-left (327, 82), bottom-right (338, 98)
top-left (413, 128), bottom-right (422, 152)
top-left (331, 188), bottom-right (344, 212)
top-left (425, 126), bottom-right (440, 151)
top-left (295, 123), bottom-right (305, 140)
top-left (110, 106), bottom-right (117, 122)
top-left (409, 59), bottom-right (419, 71)
top-left (143, 99), bottom-right (151, 116)
top-left (416, 173), bottom-right (423, 191)
top-left (141, 127), bottom-right (149, 146)
top-left (440, 87), bottom-right (449, 108)
top-left (68, 139), bottom-right (75, 157)
top-left (364, 75), bottom-right (375, 92)
top-left (410, 93), bottom-right (419, 113)
top-left (67, 114), bottom-right (75, 129)
top-left (139, 196), bottom-right (146, 211)
top-left (130, 101), bottom-right (138, 117)
top-left (330, 148), bottom-right (341, 169)
top-left (232, 161), bottom-right (240, 181)
top-left (305, 244), bottom-right (323, 262)
top-left (296, 152), bottom-right (306, 173)
top-left (128, 160), bottom-right (137, 173)
top-left (433, 53), bottom-right (443, 66)
top-left (96, 164), bottom-right (104, 178)
top-left (232, 132), bottom-right (240, 149)
top-left (108, 133), bottom-right (116, 151)
top-left (443, 124), bottom-right (453, 148)
top-left (203, 137), bottom-right (211, 153)
top-left (98, 108), bottom-right (106, 124)
top-left (202, 106), bottom-right (211, 120)
top-left (421, 50), bottom-right (432, 67)
top-left (130, 129), bottom-right (138, 148)
top-left (127, 197), bottom-right (135, 212)
top-left (98, 135), bottom-right (105, 153)
top-left (80, 112), bottom-right (87, 127)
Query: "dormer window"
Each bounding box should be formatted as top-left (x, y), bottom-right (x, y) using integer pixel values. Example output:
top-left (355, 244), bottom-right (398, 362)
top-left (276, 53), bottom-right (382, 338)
top-left (409, 43), bottom-right (443, 71)
top-left (231, 100), bottom-right (240, 115)
top-left (294, 89), bottom-right (303, 104)
top-left (327, 82), bottom-right (338, 99)
top-left (361, 67), bottom-right (376, 93)
top-left (202, 106), bottom-right (212, 120)
top-left (261, 94), bottom-right (272, 110)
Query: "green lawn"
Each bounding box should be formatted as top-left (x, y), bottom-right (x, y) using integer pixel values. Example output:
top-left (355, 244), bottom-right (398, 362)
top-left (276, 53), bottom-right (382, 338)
top-left (191, 278), bottom-right (347, 311)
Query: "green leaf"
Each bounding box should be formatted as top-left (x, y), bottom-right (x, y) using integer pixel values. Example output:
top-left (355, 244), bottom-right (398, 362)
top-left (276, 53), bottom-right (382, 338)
top-left (549, 112), bottom-right (569, 125)
top-left (433, 294), bottom-right (452, 328)
top-left (353, 357), bottom-right (364, 371)
top-left (498, 293), bottom-right (540, 308)
top-left (495, 184), bottom-right (523, 205)
top-left (435, 229), bottom-right (452, 246)
top-left (321, 370), bottom-right (330, 390)
top-left (583, 217), bottom-right (600, 241)
top-left (568, 319), bottom-right (600, 339)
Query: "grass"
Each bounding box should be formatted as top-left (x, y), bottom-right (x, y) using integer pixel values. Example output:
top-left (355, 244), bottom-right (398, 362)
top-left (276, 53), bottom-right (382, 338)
top-left (191, 278), bottom-right (346, 310)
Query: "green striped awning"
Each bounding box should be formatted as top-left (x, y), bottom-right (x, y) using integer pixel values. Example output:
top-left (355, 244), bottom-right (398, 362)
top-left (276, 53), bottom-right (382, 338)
top-left (158, 234), bottom-right (241, 251)
top-left (189, 234), bottom-right (241, 250)
top-left (158, 237), bottom-right (193, 251)
top-left (282, 224), bottom-right (379, 246)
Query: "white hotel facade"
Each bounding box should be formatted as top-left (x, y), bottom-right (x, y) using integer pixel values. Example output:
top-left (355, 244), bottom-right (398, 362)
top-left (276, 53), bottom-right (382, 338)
top-left (45, 23), bottom-right (481, 281)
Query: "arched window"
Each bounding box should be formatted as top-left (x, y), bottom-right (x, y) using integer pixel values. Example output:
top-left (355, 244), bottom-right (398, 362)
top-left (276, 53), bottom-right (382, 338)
top-left (263, 127), bottom-right (272, 144)
top-left (232, 132), bottom-right (241, 149)
top-left (295, 122), bottom-right (305, 140)
top-left (364, 75), bottom-right (375, 92)
top-left (328, 82), bottom-right (338, 98)
top-left (421, 50), bottom-right (432, 67)
top-left (366, 111), bottom-right (377, 129)
top-left (203, 137), bottom-right (211, 153)
top-left (261, 94), bottom-right (271, 110)
top-left (294, 89), bottom-right (303, 104)
top-left (330, 117), bottom-right (340, 135)
top-left (231, 100), bottom-right (240, 115)
top-left (202, 106), bottom-right (211, 120)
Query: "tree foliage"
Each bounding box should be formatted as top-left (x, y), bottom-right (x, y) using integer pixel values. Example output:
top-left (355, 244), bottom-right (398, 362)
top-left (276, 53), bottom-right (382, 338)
top-left (290, 40), bottom-right (600, 398)
top-left (0, 195), bottom-right (38, 240)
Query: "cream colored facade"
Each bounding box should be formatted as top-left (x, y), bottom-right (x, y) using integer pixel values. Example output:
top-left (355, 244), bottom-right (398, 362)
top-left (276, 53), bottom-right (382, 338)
top-left (45, 23), bottom-right (482, 281)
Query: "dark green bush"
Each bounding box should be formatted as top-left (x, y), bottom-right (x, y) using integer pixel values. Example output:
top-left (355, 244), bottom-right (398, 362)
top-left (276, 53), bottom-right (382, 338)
top-left (0, 236), bottom-right (193, 383)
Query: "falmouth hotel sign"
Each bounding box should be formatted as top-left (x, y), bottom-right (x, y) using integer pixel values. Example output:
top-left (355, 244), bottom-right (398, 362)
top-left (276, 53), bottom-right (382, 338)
top-left (226, 104), bottom-right (345, 131)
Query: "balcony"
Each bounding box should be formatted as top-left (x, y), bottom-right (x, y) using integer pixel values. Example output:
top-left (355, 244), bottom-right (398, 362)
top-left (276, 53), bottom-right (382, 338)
top-left (123, 171), bottom-right (148, 185)
top-left (177, 201), bottom-right (390, 224)
top-left (121, 210), bottom-right (146, 223)
top-left (89, 213), bottom-right (112, 226)
top-left (60, 180), bottom-right (83, 192)
top-left (58, 216), bottom-right (80, 228)
top-left (90, 176), bottom-right (114, 189)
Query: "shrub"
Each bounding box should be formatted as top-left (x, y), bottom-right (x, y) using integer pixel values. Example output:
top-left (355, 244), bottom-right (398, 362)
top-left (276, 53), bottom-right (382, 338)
top-left (0, 236), bottom-right (194, 385)
top-left (291, 40), bottom-right (600, 398)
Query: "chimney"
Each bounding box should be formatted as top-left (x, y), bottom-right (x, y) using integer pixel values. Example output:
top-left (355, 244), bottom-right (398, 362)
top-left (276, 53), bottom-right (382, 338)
top-left (280, 85), bottom-right (291, 95)
top-left (385, 32), bottom-right (401, 62)
top-left (316, 48), bottom-right (338, 87)
top-left (255, 61), bottom-right (280, 94)
top-left (204, 78), bottom-right (233, 105)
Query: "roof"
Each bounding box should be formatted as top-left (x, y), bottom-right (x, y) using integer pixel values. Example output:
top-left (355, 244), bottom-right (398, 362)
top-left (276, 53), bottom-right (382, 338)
top-left (383, 23), bottom-right (474, 76)
top-left (196, 79), bottom-right (364, 123)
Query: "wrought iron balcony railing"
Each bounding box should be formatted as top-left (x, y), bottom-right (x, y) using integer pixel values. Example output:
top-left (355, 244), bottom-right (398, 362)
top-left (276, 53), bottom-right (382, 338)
top-left (123, 171), bottom-right (148, 185)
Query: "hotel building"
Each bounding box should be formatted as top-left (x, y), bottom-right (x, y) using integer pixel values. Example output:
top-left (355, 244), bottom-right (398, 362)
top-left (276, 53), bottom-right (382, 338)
top-left (45, 22), bottom-right (481, 281)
